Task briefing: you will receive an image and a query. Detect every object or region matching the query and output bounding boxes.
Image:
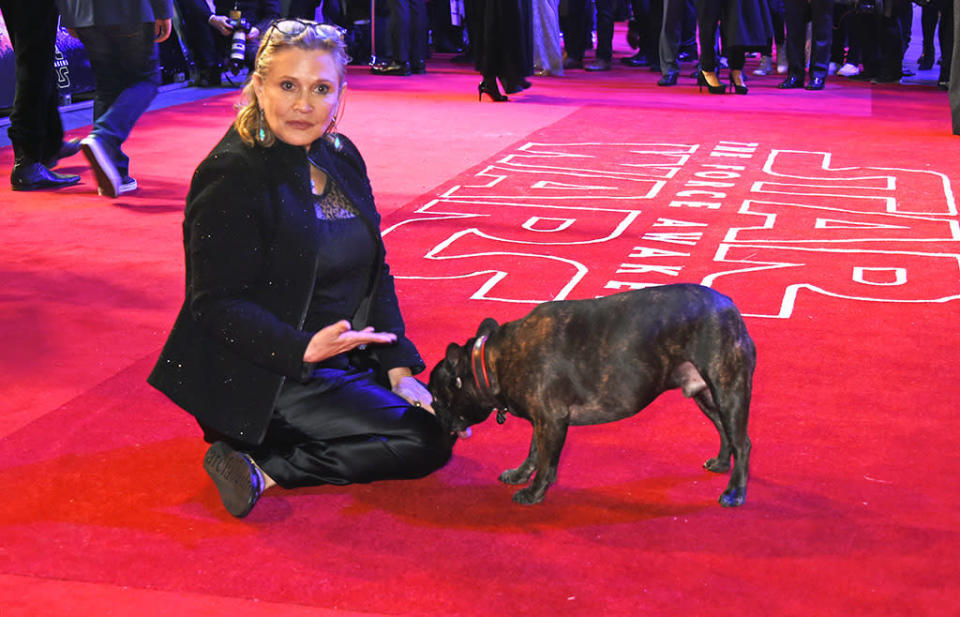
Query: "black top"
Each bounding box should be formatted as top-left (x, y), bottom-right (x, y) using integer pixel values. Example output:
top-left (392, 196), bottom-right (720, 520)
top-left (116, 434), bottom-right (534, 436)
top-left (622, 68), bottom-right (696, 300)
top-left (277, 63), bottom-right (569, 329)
top-left (148, 128), bottom-right (424, 445)
top-left (306, 178), bottom-right (376, 369)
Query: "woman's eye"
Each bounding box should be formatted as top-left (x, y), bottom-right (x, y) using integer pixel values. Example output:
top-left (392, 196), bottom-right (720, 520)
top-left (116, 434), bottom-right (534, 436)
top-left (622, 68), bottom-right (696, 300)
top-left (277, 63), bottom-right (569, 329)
top-left (280, 81), bottom-right (295, 91)
top-left (315, 84), bottom-right (329, 95)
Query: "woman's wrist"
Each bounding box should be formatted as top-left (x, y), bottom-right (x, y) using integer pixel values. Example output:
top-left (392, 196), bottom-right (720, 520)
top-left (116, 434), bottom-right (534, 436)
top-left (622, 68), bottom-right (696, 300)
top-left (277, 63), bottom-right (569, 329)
top-left (387, 367), bottom-right (413, 388)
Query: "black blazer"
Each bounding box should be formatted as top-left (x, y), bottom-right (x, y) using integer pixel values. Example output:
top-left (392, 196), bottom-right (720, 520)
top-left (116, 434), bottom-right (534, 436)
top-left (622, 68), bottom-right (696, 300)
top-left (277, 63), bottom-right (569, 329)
top-left (148, 127), bottom-right (424, 445)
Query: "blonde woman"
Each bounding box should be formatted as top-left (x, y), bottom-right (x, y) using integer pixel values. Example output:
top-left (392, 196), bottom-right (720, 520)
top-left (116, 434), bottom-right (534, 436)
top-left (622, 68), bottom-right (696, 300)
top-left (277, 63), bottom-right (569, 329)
top-left (149, 21), bottom-right (454, 518)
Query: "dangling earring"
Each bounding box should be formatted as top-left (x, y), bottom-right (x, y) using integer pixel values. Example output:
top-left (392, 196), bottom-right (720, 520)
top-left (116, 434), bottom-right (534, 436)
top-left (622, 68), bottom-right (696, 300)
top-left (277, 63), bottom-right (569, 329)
top-left (258, 108), bottom-right (267, 142)
top-left (325, 114), bottom-right (337, 135)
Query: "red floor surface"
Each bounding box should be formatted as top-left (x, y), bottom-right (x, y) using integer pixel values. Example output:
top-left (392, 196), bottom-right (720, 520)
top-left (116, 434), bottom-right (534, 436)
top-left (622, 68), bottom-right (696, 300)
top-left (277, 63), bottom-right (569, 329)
top-left (2, 48), bottom-right (959, 616)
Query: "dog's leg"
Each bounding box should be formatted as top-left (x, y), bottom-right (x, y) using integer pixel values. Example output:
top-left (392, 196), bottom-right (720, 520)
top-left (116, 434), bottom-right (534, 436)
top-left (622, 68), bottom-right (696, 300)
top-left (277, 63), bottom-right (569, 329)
top-left (511, 418), bottom-right (568, 505)
top-left (694, 388), bottom-right (732, 473)
top-left (500, 438), bottom-right (538, 485)
top-left (709, 363), bottom-right (753, 507)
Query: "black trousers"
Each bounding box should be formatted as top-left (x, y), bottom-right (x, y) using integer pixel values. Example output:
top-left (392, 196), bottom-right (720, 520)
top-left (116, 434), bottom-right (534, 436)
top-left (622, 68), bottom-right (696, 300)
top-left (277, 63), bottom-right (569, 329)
top-left (384, 0), bottom-right (427, 63)
top-left (560, 0), bottom-right (591, 61)
top-left (784, 0), bottom-right (834, 78)
top-left (695, 0), bottom-right (747, 72)
top-left (202, 368), bottom-right (454, 489)
top-left (0, 0), bottom-right (64, 163)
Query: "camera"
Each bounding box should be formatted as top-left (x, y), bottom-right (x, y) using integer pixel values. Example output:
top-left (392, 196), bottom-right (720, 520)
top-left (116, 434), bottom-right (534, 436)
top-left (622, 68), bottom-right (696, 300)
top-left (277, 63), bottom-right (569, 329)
top-left (226, 7), bottom-right (251, 74)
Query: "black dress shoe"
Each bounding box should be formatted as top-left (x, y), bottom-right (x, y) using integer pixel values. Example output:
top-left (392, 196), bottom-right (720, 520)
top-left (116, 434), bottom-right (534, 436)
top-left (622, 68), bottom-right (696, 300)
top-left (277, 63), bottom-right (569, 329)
top-left (371, 61), bottom-right (411, 76)
top-left (44, 138), bottom-right (82, 169)
top-left (10, 161), bottom-right (81, 191)
top-left (805, 75), bottom-right (826, 90)
top-left (657, 70), bottom-right (679, 86)
top-left (778, 74), bottom-right (804, 89)
top-left (204, 441), bottom-right (264, 518)
top-left (411, 59), bottom-right (426, 74)
top-left (620, 51), bottom-right (648, 67)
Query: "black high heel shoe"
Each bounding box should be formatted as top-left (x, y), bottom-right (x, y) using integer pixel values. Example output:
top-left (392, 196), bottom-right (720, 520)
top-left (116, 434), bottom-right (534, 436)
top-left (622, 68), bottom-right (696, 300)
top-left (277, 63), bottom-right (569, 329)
top-left (478, 80), bottom-right (508, 102)
top-left (698, 69), bottom-right (726, 94)
top-left (729, 70), bottom-right (748, 95)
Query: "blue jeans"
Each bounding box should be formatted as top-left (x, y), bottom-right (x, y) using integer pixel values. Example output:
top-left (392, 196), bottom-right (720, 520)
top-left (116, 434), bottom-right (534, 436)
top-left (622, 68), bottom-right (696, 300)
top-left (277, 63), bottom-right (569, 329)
top-left (74, 23), bottom-right (160, 177)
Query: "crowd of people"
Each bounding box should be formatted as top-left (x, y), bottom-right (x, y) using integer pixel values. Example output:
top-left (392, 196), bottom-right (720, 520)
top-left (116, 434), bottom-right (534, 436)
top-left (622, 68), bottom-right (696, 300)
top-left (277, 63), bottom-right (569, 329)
top-left (2, 0), bottom-right (957, 192)
top-left (466, 0), bottom-right (954, 99)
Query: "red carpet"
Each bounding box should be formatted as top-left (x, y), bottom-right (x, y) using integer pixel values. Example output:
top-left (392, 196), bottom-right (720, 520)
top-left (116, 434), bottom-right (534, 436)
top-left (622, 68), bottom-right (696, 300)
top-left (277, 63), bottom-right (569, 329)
top-left (2, 48), bottom-right (959, 616)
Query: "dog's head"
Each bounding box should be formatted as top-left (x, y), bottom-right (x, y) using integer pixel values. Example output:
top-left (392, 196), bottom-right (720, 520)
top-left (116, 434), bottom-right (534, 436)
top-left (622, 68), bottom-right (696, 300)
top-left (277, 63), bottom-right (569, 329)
top-left (428, 317), bottom-right (500, 433)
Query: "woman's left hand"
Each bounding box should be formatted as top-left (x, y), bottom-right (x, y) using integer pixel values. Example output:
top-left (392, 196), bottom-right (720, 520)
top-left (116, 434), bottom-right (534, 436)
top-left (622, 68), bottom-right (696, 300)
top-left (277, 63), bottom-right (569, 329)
top-left (388, 369), bottom-right (434, 414)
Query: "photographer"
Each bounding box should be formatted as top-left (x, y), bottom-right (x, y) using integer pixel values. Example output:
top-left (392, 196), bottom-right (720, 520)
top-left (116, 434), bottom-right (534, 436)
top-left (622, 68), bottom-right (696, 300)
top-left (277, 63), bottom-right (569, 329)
top-left (176, 0), bottom-right (280, 86)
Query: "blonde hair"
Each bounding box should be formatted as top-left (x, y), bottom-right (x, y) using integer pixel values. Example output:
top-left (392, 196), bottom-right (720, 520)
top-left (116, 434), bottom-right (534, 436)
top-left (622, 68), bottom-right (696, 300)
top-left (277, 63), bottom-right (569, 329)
top-left (235, 21), bottom-right (350, 147)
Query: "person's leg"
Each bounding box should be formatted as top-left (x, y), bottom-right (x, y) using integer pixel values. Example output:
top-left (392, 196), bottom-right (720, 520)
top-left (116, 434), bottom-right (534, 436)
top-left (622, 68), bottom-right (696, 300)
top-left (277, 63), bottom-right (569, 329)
top-left (560, 0), bottom-right (589, 63)
top-left (950, 0), bottom-right (960, 133)
top-left (593, 0), bottom-right (616, 62)
top-left (409, 0), bottom-right (428, 69)
top-left (782, 0), bottom-right (807, 81)
top-left (659, 0), bottom-right (684, 74)
top-left (937, 0), bottom-right (953, 85)
top-left (695, 0), bottom-right (719, 72)
top-left (387, 0), bottom-right (412, 63)
top-left (250, 370), bottom-right (454, 488)
top-left (808, 0), bottom-right (834, 79)
top-left (76, 23), bottom-right (160, 189)
top-left (3, 0), bottom-right (64, 163)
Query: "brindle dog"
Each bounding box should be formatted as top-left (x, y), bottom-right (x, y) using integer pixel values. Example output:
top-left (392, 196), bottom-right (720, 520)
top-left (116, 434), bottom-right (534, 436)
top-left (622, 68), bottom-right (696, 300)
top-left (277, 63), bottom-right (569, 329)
top-left (428, 284), bottom-right (756, 507)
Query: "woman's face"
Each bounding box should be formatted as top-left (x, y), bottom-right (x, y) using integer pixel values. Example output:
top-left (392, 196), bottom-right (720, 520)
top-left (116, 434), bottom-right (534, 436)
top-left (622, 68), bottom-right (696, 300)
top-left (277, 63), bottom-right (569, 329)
top-left (254, 47), bottom-right (343, 148)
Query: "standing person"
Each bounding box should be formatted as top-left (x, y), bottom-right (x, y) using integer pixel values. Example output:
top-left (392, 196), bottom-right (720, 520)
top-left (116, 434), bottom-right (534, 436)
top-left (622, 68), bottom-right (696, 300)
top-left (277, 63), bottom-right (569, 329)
top-left (779, 0), bottom-right (835, 90)
top-left (56, 0), bottom-right (173, 198)
top-left (475, 0), bottom-right (531, 100)
top-left (371, 0), bottom-right (427, 75)
top-left (696, 0), bottom-right (773, 94)
top-left (148, 20), bottom-right (455, 518)
top-left (1, 0), bottom-right (82, 191)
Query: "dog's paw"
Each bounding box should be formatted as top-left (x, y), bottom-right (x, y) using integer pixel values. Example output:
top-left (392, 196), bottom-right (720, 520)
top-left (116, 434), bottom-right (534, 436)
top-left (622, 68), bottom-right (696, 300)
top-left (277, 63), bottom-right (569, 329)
top-left (718, 487), bottom-right (746, 507)
top-left (499, 467), bottom-right (534, 485)
top-left (512, 487), bottom-right (545, 505)
top-left (703, 457), bottom-right (731, 473)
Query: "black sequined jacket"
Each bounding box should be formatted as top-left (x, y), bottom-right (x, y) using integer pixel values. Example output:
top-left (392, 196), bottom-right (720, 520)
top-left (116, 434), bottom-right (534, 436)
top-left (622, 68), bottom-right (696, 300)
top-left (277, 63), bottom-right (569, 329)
top-left (148, 127), bottom-right (423, 444)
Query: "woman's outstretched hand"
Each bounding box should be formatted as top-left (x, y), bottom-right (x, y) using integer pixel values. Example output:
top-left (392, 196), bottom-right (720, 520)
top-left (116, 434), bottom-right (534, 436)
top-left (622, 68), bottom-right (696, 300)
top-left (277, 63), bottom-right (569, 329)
top-left (303, 320), bottom-right (396, 363)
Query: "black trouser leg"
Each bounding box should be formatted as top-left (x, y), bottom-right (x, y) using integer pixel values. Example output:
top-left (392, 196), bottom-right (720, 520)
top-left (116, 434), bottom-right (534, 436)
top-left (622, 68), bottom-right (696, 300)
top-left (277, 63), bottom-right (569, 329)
top-left (595, 0), bottom-right (616, 60)
top-left (695, 0), bottom-right (721, 72)
top-left (386, 0), bottom-right (412, 62)
top-left (1, 0), bottom-right (64, 163)
top-left (809, 0), bottom-right (835, 78)
top-left (245, 371), bottom-right (453, 488)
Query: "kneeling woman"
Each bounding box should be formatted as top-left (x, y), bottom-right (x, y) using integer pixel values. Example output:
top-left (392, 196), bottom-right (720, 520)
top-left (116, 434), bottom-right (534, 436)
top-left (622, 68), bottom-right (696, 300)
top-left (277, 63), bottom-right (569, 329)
top-left (149, 21), bottom-right (454, 518)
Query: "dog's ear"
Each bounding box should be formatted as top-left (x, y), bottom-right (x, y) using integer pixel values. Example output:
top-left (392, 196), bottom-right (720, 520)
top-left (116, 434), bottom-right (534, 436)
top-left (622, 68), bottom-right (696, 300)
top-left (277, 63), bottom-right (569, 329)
top-left (444, 342), bottom-right (462, 367)
top-left (477, 317), bottom-right (499, 337)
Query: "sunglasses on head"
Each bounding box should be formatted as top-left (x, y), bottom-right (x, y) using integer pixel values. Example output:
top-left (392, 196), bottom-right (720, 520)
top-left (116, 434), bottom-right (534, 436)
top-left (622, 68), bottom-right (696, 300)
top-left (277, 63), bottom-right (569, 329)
top-left (264, 18), bottom-right (345, 41)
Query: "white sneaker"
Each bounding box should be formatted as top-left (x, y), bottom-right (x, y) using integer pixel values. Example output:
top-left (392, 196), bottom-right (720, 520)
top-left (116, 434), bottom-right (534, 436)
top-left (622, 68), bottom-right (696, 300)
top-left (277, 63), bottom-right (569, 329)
top-left (80, 136), bottom-right (120, 198)
top-left (753, 56), bottom-right (773, 75)
top-left (828, 62), bottom-right (838, 75)
top-left (118, 176), bottom-right (138, 195)
top-left (837, 63), bottom-right (860, 77)
top-left (98, 176), bottom-right (137, 197)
